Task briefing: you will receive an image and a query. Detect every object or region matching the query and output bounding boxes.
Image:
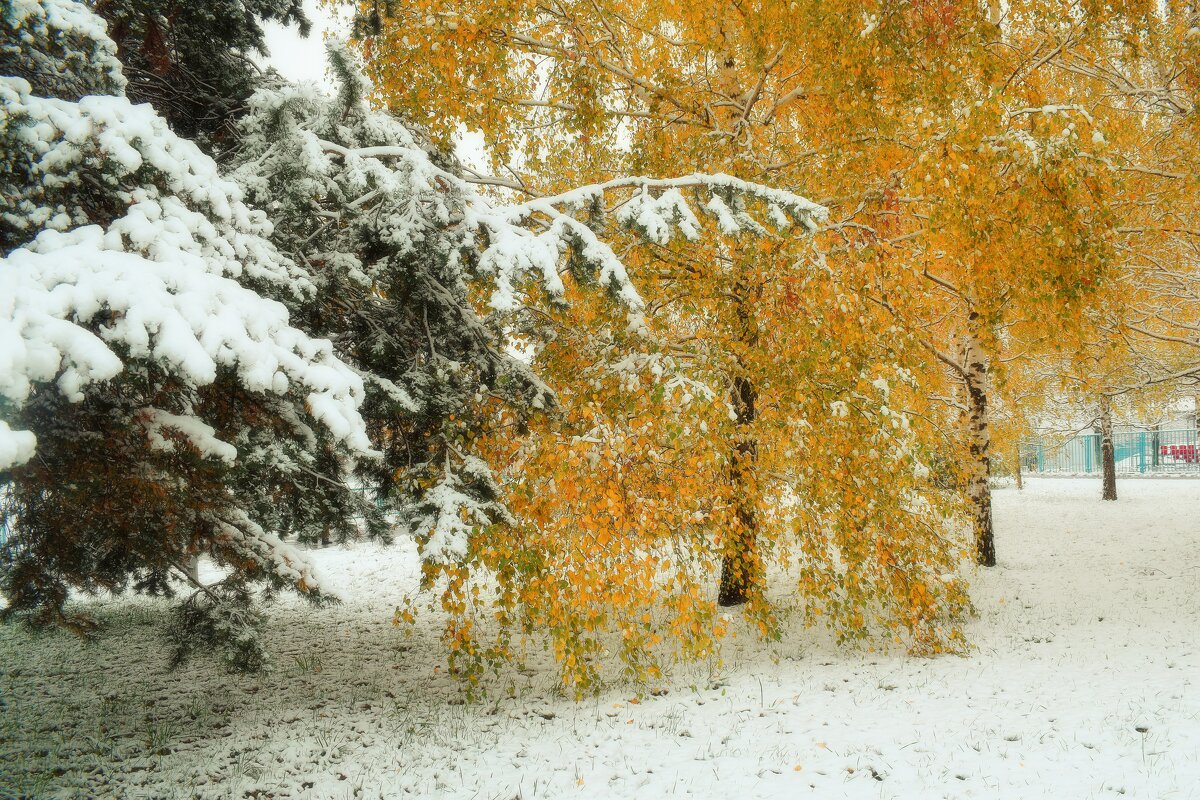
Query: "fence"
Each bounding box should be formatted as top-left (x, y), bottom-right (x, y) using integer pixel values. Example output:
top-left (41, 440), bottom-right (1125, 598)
top-left (1021, 428), bottom-right (1200, 475)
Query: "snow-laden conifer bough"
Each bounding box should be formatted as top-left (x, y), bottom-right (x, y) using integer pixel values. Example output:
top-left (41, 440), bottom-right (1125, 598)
top-left (0, 0), bottom-right (825, 669)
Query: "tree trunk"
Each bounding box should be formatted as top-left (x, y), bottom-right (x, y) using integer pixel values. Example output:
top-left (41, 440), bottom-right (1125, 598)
top-left (717, 274), bottom-right (762, 607)
top-left (1100, 394), bottom-right (1117, 501)
top-left (1014, 448), bottom-right (1023, 490)
top-left (963, 325), bottom-right (996, 567)
top-left (718, 374), bottom-right (759, 606)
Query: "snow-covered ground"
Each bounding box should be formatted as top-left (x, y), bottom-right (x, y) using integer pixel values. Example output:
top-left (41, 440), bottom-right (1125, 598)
top-left (2, 479), bottom-right (1198, 799)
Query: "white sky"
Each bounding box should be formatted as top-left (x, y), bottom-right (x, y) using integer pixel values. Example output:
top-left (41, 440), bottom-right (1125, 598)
top-left (260, 0), bottom-right (341, 88)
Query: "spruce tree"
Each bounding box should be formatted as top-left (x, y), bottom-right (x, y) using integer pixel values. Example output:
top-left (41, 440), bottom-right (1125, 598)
top-left (229, 48), bottom-right (556, 561)
top-left (1, 0), bottom-right (378, 670)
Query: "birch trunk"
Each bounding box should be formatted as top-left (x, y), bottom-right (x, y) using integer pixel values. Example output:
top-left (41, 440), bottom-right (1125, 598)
top-left (1100, 394), bottom-right (1117, 501)
top-left (717, 275), bottom-right (762, 607)
top-left (718, 374), bottom-right (759, 606)
top-left (962, 327), bottom-right (996, 567)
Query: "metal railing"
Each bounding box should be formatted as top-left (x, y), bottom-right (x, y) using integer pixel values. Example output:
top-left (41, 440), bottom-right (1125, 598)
top-left (1021, 428), bottom-right (1200, 475)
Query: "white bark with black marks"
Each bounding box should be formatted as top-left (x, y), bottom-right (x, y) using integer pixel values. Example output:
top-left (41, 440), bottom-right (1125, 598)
top-left (1100, 394), bottom-right (1117, 501)
top-left (962, 326), bottom-right (996, 567)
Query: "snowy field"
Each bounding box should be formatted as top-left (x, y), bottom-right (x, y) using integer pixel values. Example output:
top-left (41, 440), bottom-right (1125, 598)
top-left (2, 479), bottom-right (1199, 799)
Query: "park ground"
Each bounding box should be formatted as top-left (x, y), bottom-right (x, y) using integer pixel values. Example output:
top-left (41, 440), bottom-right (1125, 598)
top-left (2, 478), bottom-right (1198, 799)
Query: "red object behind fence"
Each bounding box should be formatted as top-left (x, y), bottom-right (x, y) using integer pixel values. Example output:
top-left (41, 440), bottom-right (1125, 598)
top-left (1162, 444), bottom-right (1198, 462)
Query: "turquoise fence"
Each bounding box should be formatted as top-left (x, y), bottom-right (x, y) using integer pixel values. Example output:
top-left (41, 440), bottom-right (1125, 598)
top-left (1021, 428), bottom-right (1200, 475)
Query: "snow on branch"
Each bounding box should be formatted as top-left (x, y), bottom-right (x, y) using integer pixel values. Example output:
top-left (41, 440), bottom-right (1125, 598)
top-left (140, 408), bottom-right (239, 465)
top-left (416, 456), bottom-right (513, 566)
top-left (1, 229), bottom-right (373, 464)
top-left (0, 420), bottom-right (36, 471)
top-left (480, 173), bottom-right (825, 330)
top-left (0, 76), bottom-right (374, 470)
top-left (1, 79), bottom-right (310, 293)
top-left (209, 509), bottom-right (332, 598)
top-left (316, 132), bottom-right (828, 332)
top-left (1, 0), bottom-right (125, 97)
top-left (498, 172), bottom-right (828, 231)
top-left (272, 44), bottom-right (826, 342)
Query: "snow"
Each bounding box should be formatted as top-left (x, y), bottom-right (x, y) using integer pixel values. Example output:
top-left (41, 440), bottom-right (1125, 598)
top-left (210, 509), bottom-right (328, 599)
top-left (419, 459), bottom-right (497, 565)
top-left (616, 187), bottom-right (703, 244)
top-left (258, 82), bottom-right (823, 346)
top-left (0, 420), bottom-right (36, 471)
top-left (859, 13), bottom-right (880, 39)
top-left (2, 478), bottom-right (1199, 798)
top-left (142, 408), bottom-right (238, 464)
top-left (1, 0), bottom-right (125, 94)
top-left (306, 126), bottom-right (823, 335)
top-left (1, 225), bottom-right (371, 456)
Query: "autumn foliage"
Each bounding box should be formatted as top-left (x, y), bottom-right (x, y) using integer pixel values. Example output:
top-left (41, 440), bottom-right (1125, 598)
top-left (347, 0), bottom-right (1200, 690)
top-left (6, 0), bottom-right (1199, 685)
